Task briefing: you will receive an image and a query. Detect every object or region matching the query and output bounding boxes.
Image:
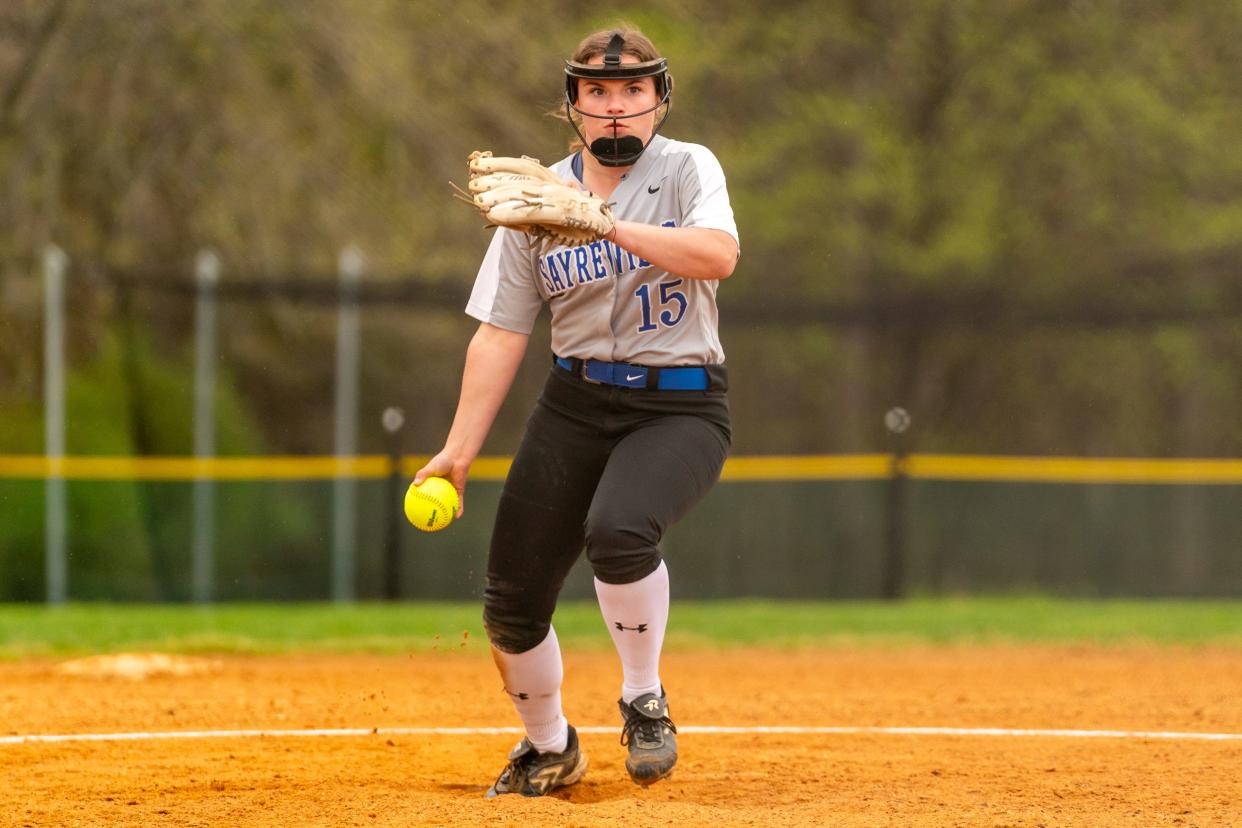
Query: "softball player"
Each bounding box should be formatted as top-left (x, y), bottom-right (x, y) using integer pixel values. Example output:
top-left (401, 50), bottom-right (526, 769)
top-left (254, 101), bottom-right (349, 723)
top-left (414, 26), bottom-right (739, 797)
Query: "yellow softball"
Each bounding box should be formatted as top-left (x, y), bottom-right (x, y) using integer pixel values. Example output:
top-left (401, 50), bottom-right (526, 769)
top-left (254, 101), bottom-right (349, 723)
top-left (404, 477), bottom-right (459, 532)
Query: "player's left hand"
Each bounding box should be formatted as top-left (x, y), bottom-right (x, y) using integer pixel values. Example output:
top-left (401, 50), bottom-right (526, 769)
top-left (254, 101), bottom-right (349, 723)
top-left (452, 151), bottom-right (615, 246)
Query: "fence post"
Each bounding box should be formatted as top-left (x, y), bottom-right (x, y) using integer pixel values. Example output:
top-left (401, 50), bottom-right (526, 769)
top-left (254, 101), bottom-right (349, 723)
top-left (191, 250), bottom-right (220, 603)
top-left (881, 407), bottom-right (911, 599)
top-left (332, 246), bottom-right (364, 602)
top-left (382, 407), bottom-right (405, 601)
top-left (43, 245), bottom-right (68, 606)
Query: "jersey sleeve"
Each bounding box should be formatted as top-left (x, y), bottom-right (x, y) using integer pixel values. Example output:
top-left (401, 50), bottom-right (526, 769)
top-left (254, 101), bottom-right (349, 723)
top-left (464, 228), bottom-right (543, 333)
top-left (678, 145), bottom-right (740, 249)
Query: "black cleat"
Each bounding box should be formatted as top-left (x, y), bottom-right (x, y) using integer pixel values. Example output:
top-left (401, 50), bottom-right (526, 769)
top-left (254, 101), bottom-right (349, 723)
top-left (485, 725), bottom-right (588, 798)
top-left (618, 690), bottom-right (678, 786)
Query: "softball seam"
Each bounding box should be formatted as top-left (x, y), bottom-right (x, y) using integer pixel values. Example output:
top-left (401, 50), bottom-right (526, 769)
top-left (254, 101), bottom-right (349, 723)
top-left (410, 492), bottom-right (453, 528)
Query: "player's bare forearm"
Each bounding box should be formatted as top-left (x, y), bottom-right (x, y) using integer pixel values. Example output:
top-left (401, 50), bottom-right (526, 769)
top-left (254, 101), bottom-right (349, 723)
top-left (415, 323), bottom-right (528, 504)
top-left (444, 323), bottom-right (528, 462)
top-left (608, 222), bottom-right (738, 281)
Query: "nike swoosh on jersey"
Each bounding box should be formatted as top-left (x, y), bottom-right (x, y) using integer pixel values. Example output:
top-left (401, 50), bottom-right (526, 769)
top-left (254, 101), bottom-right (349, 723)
top-left (647, 184), bottom-right (661, 194)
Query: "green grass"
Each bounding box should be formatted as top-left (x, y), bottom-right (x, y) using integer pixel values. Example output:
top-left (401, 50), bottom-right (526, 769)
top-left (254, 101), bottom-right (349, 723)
top-left (0, 598), bottom-right (1240, 659)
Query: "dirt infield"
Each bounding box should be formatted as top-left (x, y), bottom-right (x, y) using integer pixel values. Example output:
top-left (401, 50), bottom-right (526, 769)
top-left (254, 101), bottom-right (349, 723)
top-left (2, 645), bottom-right (1239, 827)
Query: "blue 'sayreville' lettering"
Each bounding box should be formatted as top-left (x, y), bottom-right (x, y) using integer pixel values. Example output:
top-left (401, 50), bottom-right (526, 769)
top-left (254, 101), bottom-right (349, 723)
top-left (588, 242), bottom-right (607, 280)
top-left (537, 219), bottom-right (679, 297)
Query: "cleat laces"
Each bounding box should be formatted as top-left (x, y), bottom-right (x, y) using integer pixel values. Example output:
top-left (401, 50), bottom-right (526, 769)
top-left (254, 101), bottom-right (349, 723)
top-left (620, 707), bottom-right (677, 749)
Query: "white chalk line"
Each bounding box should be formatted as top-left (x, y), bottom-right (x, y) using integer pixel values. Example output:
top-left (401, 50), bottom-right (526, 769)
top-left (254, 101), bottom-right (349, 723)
top-left (3, 725), bottom-right (1241, 747)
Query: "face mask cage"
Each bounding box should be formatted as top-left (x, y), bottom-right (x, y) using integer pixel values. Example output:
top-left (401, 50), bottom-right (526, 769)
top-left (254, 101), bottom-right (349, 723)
top-left (563, 33), bottom-right (673, 168)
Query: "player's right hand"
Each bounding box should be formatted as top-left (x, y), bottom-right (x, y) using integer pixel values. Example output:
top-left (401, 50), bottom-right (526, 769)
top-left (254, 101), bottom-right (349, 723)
top-left (413, 452), bottom-right (469, 517)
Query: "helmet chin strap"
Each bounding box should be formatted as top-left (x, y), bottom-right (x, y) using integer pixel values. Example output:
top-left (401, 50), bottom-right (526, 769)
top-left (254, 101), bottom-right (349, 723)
top-left (563, 95), bottom-right (672, 168)
top-left (589, 134), bottom-right (645, 167)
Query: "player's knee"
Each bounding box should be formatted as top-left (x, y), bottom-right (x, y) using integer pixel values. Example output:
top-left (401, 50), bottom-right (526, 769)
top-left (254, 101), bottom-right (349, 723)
top-left (482, 606), bottom-right (550, 654)
top-left (584, 516), bottom-right (661, 584)
top-left (584, 515), bottom-right (641, 555)
top-left (482, 584), bottom-right (551, 654)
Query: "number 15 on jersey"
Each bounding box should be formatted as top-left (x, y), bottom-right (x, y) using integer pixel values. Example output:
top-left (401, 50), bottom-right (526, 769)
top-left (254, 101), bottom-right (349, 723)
top-left (635, 279), bottom-right (687, 333)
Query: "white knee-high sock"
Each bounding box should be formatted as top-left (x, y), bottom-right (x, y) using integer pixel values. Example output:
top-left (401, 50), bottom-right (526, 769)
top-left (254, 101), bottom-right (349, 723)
top-left (594, 560), bottom-right (669, 703)
top-left (490, 626), bottom-right (568, 754)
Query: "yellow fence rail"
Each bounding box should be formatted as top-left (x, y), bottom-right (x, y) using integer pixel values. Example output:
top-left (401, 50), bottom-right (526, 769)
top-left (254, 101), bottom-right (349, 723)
top-left (4, 454), bottom-right (1242, 484)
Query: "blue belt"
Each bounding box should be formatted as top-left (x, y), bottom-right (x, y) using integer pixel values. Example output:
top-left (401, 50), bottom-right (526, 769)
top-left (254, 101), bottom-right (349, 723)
top-left (554, 356), bottom-right (711, 391)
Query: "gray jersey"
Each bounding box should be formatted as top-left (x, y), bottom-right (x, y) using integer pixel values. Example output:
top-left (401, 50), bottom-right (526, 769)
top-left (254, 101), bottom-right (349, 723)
top-left (465, 135), bottom-right (739, 366)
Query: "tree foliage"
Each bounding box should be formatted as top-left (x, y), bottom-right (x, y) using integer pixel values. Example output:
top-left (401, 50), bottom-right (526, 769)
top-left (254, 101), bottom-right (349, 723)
top-left (3, 0), bottom-right (1242, 456)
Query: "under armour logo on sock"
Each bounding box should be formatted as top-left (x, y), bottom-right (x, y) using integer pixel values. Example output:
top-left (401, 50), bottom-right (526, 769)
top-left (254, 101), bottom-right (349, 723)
top-left (614, 622), bottom-right (648, 633)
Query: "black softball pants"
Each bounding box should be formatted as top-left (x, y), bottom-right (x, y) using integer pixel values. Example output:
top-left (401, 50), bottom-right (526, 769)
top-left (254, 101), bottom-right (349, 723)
top-left (482, 363), bottom-right (731, 654)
